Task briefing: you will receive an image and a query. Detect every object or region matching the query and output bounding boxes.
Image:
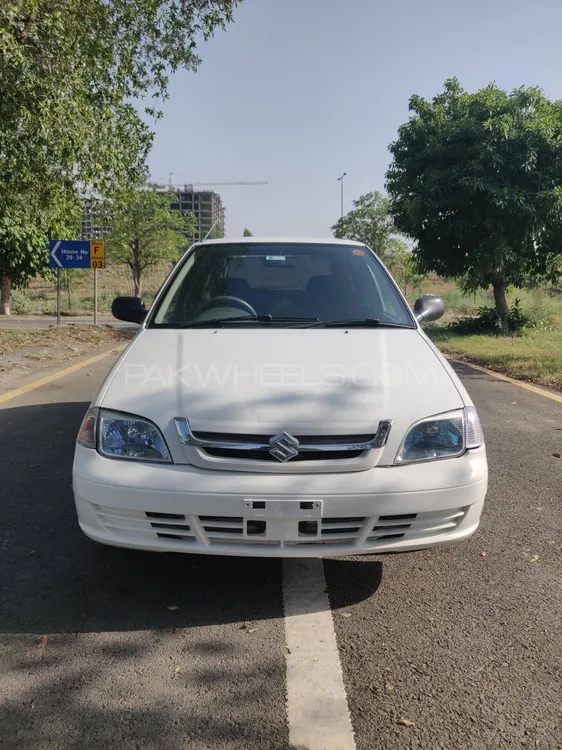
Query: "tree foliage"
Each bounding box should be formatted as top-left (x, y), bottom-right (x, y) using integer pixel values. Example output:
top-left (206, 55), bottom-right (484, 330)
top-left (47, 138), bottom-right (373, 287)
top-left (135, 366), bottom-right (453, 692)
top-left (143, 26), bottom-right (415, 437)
top-left (0, 0), bottom-right (240, 312)
top-left (0, 185), bottom-right (82, 313)
top-left (243, 228), bottom-right (253, 236)
top-left (387, 78), bottom-right (562, 320)
top-left (331, 191), bottom-right (406, 266)
top-left (106, 184), bottom-right (196, 297)
top-left (386, 240), bottom-right (427, 296)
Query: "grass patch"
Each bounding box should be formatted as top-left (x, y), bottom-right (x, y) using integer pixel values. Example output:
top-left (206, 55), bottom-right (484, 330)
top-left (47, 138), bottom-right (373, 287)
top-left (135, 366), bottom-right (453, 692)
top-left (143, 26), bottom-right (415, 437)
top-left (0, 326), bottom-right (133, 357)
top-left (428, 327), bottom-right (562, 390)
top-left (414, 276), bottom-right (562, 326)
top-left (14, 264), bottom-right (172, 315)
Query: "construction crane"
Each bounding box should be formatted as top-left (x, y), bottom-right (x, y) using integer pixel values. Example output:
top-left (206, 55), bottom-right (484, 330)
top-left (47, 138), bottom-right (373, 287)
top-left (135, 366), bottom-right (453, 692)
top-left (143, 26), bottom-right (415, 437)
top-left (159, 175), bottom-right (268, 241)
top-left (163, 174), bottom-right (268, 190)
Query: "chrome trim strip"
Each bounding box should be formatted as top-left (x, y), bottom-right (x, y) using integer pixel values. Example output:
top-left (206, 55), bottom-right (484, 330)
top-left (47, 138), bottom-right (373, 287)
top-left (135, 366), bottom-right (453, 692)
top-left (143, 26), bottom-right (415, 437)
top-left (173, 418), bottom-right (393, 453)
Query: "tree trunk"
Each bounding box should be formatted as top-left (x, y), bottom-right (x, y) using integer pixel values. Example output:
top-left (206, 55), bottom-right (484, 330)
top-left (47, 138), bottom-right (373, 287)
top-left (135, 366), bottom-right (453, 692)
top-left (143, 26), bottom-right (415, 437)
top-left (132, 240), bottom-right (142, 297)
top-left (133, 273), bottom-right (142, 298)
top-left (492, 273), bottom-right (509, 321)
top-left (65, 270), bottom-right (72, 311)
top-left (0, 274), bottom-right (12, 315)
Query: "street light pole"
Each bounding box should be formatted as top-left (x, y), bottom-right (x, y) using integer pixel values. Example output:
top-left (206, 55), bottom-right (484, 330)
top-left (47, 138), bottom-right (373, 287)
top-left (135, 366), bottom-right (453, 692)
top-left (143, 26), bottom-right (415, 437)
top-left (337, 172), bottom-right (347, 218)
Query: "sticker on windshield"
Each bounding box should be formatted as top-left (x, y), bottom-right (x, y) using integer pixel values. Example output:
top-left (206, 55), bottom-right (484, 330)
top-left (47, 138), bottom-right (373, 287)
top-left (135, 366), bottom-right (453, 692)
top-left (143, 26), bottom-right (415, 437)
top-left (352, 249), bottom-right (365, 256)
top-left (266, 255), bottom-right (286, 261)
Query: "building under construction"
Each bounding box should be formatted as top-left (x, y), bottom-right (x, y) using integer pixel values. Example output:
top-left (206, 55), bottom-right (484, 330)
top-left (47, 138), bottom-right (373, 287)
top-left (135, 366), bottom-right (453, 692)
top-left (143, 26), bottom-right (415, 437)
top-left (81, 198), bottom-right (111, 240)
top-left (81, 189), bottom-right (226, 244)
top-left (168, 189), bottom-right (225, 242)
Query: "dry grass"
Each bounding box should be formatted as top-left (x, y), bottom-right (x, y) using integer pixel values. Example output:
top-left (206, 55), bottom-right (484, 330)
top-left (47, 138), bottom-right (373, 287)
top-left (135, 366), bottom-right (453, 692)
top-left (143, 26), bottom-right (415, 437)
top-left (0, 326), bottom-right (133, 357)
top-left (13, 265), bottom-right (172, 315)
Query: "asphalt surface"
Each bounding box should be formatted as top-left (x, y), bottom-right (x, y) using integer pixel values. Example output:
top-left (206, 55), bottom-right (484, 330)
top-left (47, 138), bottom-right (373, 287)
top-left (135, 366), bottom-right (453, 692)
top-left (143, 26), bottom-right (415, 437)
top-left (0, 356), bottom-right (561, 749)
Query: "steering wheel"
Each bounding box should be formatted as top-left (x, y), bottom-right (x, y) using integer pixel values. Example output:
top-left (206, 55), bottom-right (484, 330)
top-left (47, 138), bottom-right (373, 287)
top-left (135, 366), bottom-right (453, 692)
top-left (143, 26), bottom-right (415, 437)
top-left (196, 295), bottom-right (257, 317)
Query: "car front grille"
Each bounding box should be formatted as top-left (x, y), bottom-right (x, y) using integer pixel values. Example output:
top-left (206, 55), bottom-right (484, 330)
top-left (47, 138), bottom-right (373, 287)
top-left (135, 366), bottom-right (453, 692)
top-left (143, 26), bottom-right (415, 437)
top-left (96, 507), bottom-right (197, 541)
top-left (173, 418), bottom-right (393, 473)
top-left (366, 508), bottom-right (468, 543)
top-left (94, 506), bottom-right (469, 550)
top-left (193, 431), bottom-right (373, 463)
top-left (202, 447), bottom-right (365, 461)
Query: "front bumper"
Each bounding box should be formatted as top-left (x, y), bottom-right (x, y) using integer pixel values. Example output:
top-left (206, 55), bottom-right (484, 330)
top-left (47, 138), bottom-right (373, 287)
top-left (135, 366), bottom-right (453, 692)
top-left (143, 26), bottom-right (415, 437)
top-left (73, 446), bottom-right (488, 557)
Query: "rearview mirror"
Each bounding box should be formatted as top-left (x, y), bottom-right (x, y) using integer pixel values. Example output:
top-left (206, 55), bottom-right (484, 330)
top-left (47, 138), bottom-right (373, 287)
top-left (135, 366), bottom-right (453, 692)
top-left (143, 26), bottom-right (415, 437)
top-left (414, 295), bottom-right (445, 324)
top-left (111, 296), bottom-right (147, 324)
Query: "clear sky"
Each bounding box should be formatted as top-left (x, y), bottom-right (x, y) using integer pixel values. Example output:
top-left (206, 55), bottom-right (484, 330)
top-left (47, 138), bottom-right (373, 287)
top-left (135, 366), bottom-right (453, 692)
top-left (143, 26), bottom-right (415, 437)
top-left (147, 0), bottom-right (562, 238)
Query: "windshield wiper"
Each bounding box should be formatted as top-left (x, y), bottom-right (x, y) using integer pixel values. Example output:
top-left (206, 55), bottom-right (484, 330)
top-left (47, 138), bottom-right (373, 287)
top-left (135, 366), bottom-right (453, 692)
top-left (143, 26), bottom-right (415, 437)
top-left (173, 315), bottom-right (320, 328)
top-left (296, 318), bottom-right (413, 329)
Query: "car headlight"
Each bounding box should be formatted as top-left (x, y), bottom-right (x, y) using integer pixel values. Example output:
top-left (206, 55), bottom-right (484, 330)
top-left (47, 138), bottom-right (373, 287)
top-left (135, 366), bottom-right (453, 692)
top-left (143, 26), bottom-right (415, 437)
top-left (77, 407), bottom-right (172, 463)
top-left (394, 406), bottom-right (484, 464)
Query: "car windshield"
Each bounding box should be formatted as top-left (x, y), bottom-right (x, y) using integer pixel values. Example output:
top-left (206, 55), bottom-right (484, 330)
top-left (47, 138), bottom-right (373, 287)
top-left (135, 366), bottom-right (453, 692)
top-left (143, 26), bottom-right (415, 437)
top-left (150, 242), bottom-right (415, 328)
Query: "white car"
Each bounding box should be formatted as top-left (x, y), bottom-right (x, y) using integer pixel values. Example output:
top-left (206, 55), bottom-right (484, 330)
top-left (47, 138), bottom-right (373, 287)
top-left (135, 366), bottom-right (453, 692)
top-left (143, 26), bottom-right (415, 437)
top-left (73, 238), bottom-right (487, 557)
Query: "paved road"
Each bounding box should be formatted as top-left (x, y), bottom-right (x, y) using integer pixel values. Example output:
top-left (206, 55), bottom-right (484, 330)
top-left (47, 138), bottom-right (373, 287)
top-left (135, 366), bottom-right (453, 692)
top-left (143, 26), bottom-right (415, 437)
top-left (0, 315), bottom-right (137, 329)
top-left (0, 357), bottom-right (561, 749)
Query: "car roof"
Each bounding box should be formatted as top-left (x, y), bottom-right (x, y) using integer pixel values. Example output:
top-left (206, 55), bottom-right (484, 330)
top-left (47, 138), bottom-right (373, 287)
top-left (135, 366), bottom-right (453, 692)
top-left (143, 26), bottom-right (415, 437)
top-left (193, 237), bottom-right (367, 248)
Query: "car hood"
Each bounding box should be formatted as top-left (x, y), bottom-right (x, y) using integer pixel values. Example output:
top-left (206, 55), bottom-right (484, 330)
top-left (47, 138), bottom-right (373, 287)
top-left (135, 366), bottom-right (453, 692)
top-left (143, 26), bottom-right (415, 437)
top-left (97, 328), bottom-right (464, 459)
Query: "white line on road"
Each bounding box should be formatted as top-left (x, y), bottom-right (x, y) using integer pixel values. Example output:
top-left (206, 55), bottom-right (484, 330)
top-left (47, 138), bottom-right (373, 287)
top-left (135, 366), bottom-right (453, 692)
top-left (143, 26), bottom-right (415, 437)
top-left (283, 559), bottom-right (356, 750)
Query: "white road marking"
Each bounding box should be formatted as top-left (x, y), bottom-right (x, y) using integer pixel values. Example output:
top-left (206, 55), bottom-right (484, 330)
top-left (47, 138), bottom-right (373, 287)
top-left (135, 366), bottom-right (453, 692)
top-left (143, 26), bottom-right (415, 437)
top-left (283, 559), bottom-right (356, 750)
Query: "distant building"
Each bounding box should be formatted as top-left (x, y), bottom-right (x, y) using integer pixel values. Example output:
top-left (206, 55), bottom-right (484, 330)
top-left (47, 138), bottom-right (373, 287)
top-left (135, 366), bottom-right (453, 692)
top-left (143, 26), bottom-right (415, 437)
top-left (80, 188), bottom-right (226, 244)
top-left (168, 189), bottom-right (225, 242)
top-left (81, 198), bottom-right (111, 240)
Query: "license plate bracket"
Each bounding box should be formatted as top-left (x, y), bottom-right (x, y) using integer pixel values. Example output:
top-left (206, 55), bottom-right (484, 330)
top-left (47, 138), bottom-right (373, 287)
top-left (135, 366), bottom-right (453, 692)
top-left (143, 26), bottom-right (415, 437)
top-left (243, 499), bottom-right (323, 519)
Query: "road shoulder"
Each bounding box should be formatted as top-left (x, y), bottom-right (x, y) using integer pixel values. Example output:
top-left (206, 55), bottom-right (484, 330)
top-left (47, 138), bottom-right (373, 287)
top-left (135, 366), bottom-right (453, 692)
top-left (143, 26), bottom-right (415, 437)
top-left (0, 326), bottom-right (133, 395)
top-left (0, 341), bottom-right (130, 400)
top-left (447, 357), bottom-right (562, 403)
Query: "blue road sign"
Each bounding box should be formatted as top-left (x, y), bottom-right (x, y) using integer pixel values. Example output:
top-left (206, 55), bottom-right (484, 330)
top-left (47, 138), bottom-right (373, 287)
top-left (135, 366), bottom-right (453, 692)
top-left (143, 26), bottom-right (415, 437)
top-left (49, 240), bottom-right (91, 269)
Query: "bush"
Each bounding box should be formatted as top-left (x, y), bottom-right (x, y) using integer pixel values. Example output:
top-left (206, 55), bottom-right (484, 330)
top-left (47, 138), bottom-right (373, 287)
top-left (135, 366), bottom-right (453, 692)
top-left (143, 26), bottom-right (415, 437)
top-left (79, 291), bottom-right (115, 309)
top-left (10, 290), bottom-right (32, 315)
top-left (518, 289), bottom-right (557, 330)
top-left (448, 299), bottom-right (528, 334)
top-left (10, 290), bottom-right (52, 315)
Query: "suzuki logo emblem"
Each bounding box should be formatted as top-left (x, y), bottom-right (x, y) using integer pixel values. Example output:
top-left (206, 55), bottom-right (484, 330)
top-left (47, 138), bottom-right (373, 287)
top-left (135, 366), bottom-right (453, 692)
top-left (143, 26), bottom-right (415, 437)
top-left (269, 432), bottom-right (300, 462)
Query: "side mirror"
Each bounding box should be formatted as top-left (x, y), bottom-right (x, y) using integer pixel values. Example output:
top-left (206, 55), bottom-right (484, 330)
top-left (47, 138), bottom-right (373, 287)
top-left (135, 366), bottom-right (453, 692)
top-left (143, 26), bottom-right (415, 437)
top-left (414, 295), bottom-right (445, 324)
top-left (111, 296), bottom-right (147, 324)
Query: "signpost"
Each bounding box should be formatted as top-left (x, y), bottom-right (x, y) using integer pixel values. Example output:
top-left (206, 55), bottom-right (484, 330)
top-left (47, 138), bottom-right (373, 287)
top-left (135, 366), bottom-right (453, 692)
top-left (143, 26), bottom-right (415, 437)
top-left (89, 241), bottom-right (105, 325)
top-left (49, 240), bottom-right (105, 325)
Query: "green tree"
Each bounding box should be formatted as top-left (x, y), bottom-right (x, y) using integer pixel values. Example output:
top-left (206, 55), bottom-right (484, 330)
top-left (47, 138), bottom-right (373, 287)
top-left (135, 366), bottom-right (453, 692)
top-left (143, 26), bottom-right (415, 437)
top-left (0, 186), bottom-right (82, 314)
top-left (331, 191), bottom-right (404, 265)
top-left (107, 184), bottom-right (196, 297)
top-left (243, 228), bottom-right (253, 236)
top-left (387, 79), bottom-right (562, 321)
top-left (0, 0), bottom-right (240, 313)
top-left (206, 221), bottom-right (226, 240)
top-left (387, 241), bottom-right (427, 298)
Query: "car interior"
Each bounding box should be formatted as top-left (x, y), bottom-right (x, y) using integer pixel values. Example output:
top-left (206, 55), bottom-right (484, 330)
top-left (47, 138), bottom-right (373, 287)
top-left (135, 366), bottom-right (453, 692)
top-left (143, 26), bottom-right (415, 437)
top-left (155, 246), bottom-right (411, 325)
